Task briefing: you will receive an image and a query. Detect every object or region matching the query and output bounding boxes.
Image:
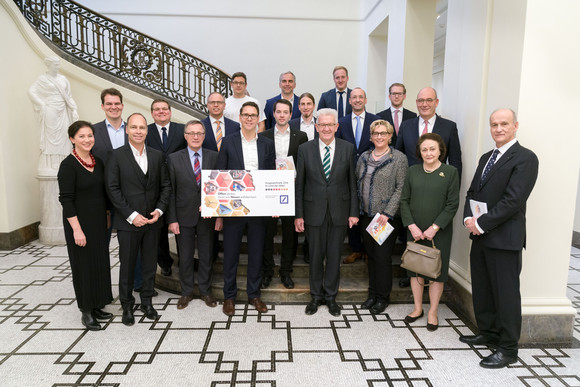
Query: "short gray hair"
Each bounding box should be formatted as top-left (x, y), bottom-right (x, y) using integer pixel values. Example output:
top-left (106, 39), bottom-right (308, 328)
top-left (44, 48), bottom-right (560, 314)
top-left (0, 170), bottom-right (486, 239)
top-left (317, 108), bottom-right (338, 123)
top-left (279, 71), bottom-right (296, 83)
top-left (490, 108), bottom-right (517, 123)
top-left (185, 119), bottom-right (205, 132)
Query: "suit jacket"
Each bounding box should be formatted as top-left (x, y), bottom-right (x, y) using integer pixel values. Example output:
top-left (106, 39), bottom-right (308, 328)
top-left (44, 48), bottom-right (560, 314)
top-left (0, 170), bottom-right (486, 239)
top-left (295, 138), bottom-right (358, 227)
top-left (376, 107), bottom-right (417, 147)
top-left (395, 115), bottom-right (463, 177)
top-left (264, 94), bottom-right (301, 130)
top-left (166, 147), bottom-right (218, 227)
top-left (318, 88), bottom-right (352, 116)
top-left (336, 112), bottom-right (379, 160)
top-left (259, 128), bottom-right (308, 165)
top-left (289, 117), bottom-right (318, 140)
top-left (216, 132), bottom-right (276, 170)
top-left (146, 121), bottom-right (186, 160)
top-left (201, 116), bottom-right (240, 152)
top-left (105, 144), bottom-right (171, 231)
top-left (91, 120), bottom-right (127, 164)
top-left (463, 141), bottom-right (538, 250)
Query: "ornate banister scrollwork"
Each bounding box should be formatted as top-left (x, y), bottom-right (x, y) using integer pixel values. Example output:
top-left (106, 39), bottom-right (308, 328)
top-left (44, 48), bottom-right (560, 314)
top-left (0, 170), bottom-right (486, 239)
top-left (14, 0), bottom-right (232, 115)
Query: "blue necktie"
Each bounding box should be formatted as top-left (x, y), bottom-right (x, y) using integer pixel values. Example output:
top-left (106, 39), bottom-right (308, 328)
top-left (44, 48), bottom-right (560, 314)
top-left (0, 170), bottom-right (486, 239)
top-left (480, 149), bottom-right (499, 187)
top-left (355, 116), bottom-right (362, 148)
top-left (161, 127), bottom-right (168, 151)
top-left (337, 91), bottom-right (344, 119)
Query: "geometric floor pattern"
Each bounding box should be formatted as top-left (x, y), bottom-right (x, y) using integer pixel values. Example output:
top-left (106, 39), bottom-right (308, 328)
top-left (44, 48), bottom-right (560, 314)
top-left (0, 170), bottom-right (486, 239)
top-left (1, 239), bottom-right (579, 386)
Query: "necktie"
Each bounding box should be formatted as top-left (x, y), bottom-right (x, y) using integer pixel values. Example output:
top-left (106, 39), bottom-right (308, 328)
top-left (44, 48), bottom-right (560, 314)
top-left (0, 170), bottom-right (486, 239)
top-left (480, 149), bottom-right (499, 186)
top-left (161, 127), bottom-right (168, 151)
top-left (393, 109), bottom-right (400, 134)
top-left (194, 152), bottom-right (201, 186)
top-left (421, 120), bottom-right (428, 135)
top-left (323, 146), bottom-right (331, 180)
top-left (215, 120), bottom-right (223, 151)
top-left (355, 115), bottom-right (362, 148)
top-left (337, 91), bottom-right (344, 119)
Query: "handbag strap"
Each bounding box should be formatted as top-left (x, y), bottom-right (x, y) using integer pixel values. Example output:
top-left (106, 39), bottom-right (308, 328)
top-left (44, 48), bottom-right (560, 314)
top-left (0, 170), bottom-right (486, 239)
top-left (412, 239), bottom-right (437, 249)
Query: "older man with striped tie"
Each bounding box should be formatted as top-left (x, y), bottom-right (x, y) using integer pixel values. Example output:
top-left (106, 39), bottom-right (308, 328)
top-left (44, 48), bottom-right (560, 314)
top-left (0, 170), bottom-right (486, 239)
top-left (295, 108), bottom-right (359, 317)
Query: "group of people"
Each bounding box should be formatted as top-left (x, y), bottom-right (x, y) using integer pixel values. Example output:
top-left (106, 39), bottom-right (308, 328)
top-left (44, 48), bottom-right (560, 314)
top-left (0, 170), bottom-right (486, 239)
top-left (57, 66), bottom-right (538, 370)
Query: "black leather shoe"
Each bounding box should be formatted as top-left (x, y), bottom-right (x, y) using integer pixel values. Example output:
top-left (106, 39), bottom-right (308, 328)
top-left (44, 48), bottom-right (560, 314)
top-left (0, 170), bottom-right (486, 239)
top-left (81, 311), bottom-right (101, 331)
top-left (92, 308), bottom-right (113, 320)
top-left (427, 319), bottom-right (439, 331)
top-left (480, 352), bottom-right (517, 369)
top-left (140, 304), bottom-right (159, 320)
top-left (399, 277), bottom-right (410, 288)
top-left (327, 299), bottom-right (341, 316)
top-left (161, 266), bottom-right (172, 276)
top-left (403, 310), bottom-right (424, 323)
top-left (261, 275), bottom-right (272, 289)
top-left (361, 297), bottom-right (376, 309)
top-left (122, 306), bottom-right (135, 326)
top-left (370, 299), bottom-right (389, 315)
top-left (305, 299), bottom-right (323, 315)
top-left (281, 274), bottom-right (295, 289)
top-left (459, 334), bottom-right (496, 346)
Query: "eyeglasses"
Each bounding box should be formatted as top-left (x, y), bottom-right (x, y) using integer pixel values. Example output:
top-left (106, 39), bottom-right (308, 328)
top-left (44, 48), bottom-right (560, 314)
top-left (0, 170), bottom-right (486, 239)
top-left (241, 113), bottom-right (259, 120)
top-left (232, 81), bottom-right (246, 86)
top-left (317, 123), bottom-right (337, 129)
top-left (416, 98), bottom-right (436, 104)
top-left (390, 92), bottom-right (404, 97)
top-left (371, 131), bottom-right (390, 138)
top-left (185, 132), bottom-right (205, 137)
top-left (152, 107), bottom-right (170, 112)
top-left (208, 101), bottom-right (225, 105)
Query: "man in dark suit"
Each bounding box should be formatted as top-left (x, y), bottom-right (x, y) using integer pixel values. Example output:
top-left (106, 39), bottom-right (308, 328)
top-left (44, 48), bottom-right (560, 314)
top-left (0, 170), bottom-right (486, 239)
top-left (376, 83), bottom-right (417, 146)
top-left (336, 87), bottom-right (379, 264)
top-left (395, 87), bottom-right (462, 177)
top-left (289, 92), bottom-right (317, 141)
top-left (259, 99), bottom-right (308, 290)
top-left (317, 66), bottom-right (352, 119)
top-left (295, 108), bottom-right (359, 316)
top-left (167, 120), bottom-right (219, 310)
top-left (92, 88), bottom-right (126, 164)
top-left (202, 92), bottom-right (240, 152)
top-left (146, 98), bottom-right (187, 277)
top-left (264, 71), bottom-right (301, 129)
top-left (461, 108), bottom-right (538, 368)
top-left (216, 101), bottom-right (276, 316)
top-left (106, 113), bottom-right (171, 326)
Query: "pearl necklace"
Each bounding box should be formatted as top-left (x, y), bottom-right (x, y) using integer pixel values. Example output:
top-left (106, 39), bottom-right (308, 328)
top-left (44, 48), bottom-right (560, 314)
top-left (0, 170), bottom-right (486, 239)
top-left (372, 148), bottom-right (390, 158)
top-left (423, 161), bottom-right (441, 173)
top-left (73, 148), bottom-right (96, 168)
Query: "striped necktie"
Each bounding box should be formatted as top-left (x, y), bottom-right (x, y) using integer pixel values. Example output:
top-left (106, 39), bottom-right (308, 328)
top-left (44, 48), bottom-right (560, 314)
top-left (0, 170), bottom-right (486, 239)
top-left (215, 120), bottom-right (222, 151)
top-left (323, 145), bottom-right (331, 180)
top-left (194, 152), bottom-right (201, 186)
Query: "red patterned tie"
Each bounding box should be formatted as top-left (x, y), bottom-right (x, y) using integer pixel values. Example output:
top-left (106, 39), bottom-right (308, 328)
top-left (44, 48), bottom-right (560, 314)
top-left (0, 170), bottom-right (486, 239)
top-left (421, 120), bottom-right (428, 135)
top-left (194, 152), bottom-right (201, 186)
top-left (393, 109), bottom-right (400, 135)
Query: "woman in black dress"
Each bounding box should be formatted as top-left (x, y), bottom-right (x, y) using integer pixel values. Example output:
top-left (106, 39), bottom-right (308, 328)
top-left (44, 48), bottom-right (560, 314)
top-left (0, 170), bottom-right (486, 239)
top-left (57, 120), bottom-right (113, 330)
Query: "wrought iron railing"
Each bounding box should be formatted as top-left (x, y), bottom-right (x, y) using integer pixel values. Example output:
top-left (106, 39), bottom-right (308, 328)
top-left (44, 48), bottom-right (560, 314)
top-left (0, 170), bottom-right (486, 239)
top-left (14, 0), bottom-right (232, 115)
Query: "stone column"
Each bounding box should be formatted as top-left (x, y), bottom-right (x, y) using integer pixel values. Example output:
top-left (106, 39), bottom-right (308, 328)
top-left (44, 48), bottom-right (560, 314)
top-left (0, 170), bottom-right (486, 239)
top-left (37, 172), bottom-right (65, 245)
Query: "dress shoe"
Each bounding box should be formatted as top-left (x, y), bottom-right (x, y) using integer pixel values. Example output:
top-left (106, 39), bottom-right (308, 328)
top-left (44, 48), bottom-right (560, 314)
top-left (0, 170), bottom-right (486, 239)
top-left (200, 294), bottom-right (217, 308)
top-left (370, 299), bottom-right (389, 315)
top-left (459, 334), bottom-right (496, 346)
top-left (281, 274), bottom-right (295, 289)
top-left (161, 266), bottom-right (172, 276)
top-left (122, 306), bottom-right (135, 326)
top-left (479, 351), bottom-right (517, 369)
top-left (81, 311), bottom-right (101, 331)
top-left (305, 299), bottom-right (323, 315)
top-left (360, 297), bottom-right (377, 309)
top-left (140, 304), bottom-right (159, 320)
top-left (260, 275), bottom-right (272, 289)
top-left (327, 299), bottom-right (341, 316)
top-left (343, 252), bottom-right (363, 264)
top-left (399, 277), bottom-right (411, 288)
top-left (92, 308), bottom-right (113, 320)
top-left (223, 299), bottom-right (235, 316)
top-left (403, 310), bottom-right (424, 323)
top-left (177, 295), bottom-right (193, 310)
top-left (249, 297), bottom-right (268, 313)
top-left (427, 319), bottom-right (439, 331)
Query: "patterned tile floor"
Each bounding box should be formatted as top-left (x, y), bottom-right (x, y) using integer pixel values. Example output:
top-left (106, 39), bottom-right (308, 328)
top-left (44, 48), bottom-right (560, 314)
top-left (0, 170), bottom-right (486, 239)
top-left (1, 239), bottom-right (579, 386)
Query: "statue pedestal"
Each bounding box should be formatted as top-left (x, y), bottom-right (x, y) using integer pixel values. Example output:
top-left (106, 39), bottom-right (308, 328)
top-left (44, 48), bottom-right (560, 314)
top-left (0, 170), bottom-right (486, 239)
top-left (37, 171), bottom-right (65, 245)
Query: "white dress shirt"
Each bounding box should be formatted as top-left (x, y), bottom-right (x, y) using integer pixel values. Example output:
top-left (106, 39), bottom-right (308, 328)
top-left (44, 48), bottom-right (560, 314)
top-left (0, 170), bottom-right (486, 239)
top-left (241, 134), bottom-right (259, 170)
top-left (418, 115), bottom-right (436, 136)
top-left (300, 116), bottom-right (316, 141)
top-left (318, 138), bottom-right (336, 171)
top-left (274, 126), bottom-right (291, 160)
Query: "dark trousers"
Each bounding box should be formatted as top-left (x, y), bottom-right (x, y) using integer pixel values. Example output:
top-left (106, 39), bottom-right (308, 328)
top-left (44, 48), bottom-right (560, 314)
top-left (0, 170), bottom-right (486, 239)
top-left (157, 224), bottom-right (174, 270)
top-left (108, 209), bottom-right (142, 289)
top-left (470, 242), bottom-right (522, 357)
top-left (176, 219), bottom-right (215, 296)
top-left (222, 217), bottom-right (266, 300)
top-left (360, 214), bottom-right (396, 301)
top-left (117, 227), bottom-right (159, 307)
top-left (306, 211), bottom-right (347, 301)
top-left (263, 217), bottom-right (297, 277)
top-left (348, 223), bottom-right (363, 253)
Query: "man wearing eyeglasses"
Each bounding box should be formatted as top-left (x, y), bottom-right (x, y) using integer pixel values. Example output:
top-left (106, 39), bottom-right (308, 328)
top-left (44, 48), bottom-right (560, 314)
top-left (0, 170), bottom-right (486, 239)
top-left (377, 83), bottom-right (417, 146)
top-left (202, 92), bottom-right (240, 152)
top-left (295, 108), bottom-right (359, 317)
top-left (395, 87), bottom-right (462, 177)
top-left (216, 101), bottom-right (276, 316)
top-left (167, 120), bottom-right (219, 310)
top-left (223, 72), bottom-right (266, 132)
top-left (146, 99), bottom-right (187, 277)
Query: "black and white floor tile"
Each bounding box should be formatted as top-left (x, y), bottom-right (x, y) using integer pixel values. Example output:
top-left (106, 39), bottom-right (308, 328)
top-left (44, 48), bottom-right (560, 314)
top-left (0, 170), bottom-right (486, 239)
top-left (1, 240), bottom-right (579, 386)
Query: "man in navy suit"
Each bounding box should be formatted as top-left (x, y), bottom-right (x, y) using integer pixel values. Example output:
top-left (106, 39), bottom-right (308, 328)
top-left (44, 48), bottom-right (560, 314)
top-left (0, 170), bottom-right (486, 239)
top-left (461, 108), bottom-right (538, 369)
top-left (336, 87), bottom-right (379, 264)
top-left (202, 92), bottom-right (240, 152)
top-left (395, 87), bottom-right (462, 177)
top-left (317, 66), bottom-right (352, 119)
top-left (146, 99), bottom-right (187, 277)
top-left (376, 83), bottom-right (417, 146)
top-left (216, 101), bottom-right (276, 316)
top-left (263, 71), bottom-right (301, 129)
top-left (289, 92), bottom-right (317, 141)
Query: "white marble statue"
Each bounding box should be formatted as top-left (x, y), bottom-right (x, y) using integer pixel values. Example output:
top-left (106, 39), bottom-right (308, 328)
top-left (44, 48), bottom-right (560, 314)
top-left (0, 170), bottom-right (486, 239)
top-left (29, 56), bottom-right (79, 173)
